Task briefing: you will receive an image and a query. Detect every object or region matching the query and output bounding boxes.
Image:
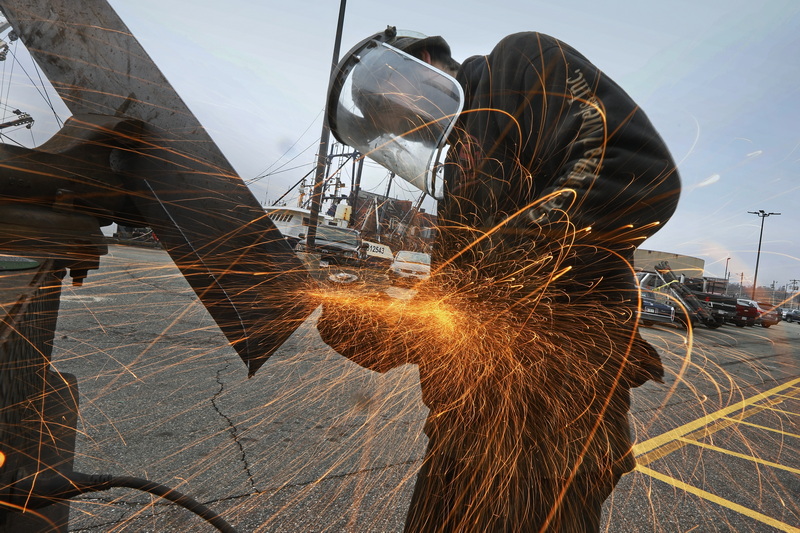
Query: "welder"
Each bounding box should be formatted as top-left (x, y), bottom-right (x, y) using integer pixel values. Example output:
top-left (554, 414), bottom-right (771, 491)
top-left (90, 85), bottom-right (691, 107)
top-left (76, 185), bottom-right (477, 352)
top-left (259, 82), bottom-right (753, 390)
top-left (319, 27), bottom-right (681, 532)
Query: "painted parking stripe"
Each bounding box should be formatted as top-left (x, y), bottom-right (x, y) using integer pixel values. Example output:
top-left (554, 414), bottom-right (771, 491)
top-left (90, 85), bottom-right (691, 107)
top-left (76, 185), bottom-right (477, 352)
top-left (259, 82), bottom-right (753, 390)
top-left (632, 377), bottom-right (800, 531)
top-left (634, 376), bottom-right (800, 457)
top-left (726, 417), bottom-right (800, 439)
top-left (635, 383), bottom-right (800, 466)
top-left (675, 436), bottom-right (800, 474)
top-left (635, 465), bottom-right (800, 533)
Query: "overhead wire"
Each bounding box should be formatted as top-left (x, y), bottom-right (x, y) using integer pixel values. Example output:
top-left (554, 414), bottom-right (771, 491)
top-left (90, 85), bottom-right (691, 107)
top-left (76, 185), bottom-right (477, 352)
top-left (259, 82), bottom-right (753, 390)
top-left (0, 28), bottom-right (17, 128)
top-left (0, 131), bottom-right (24, 145)
top-left (246, 146), bottom-right (318, 184)
top-left (0, 37), bottom-right (35, 145)
top-left (249, 108), bottom-right (324, 183)
top-left (29, 43), bottom-right (63, 129)
top-left (5, 39), bottom-right (64, 131)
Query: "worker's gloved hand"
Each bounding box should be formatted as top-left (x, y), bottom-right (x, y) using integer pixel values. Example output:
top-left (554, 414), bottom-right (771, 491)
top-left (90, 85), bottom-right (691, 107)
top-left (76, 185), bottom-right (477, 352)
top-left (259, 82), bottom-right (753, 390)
top-left (316, 284), bottom-right (412, 373)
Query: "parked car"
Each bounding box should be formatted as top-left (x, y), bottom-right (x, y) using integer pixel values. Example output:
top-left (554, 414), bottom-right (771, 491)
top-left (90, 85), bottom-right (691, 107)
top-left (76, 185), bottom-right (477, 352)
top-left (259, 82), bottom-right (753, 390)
top-left (639, 290), bottom-right (676, 326)
top-left (756, 302), bottom-right (780, 327)
top-left (784, 309), bottom-right (800, 323)
top-left (295, 224), bottom-right (364, 266)
top-left (387, 251), bottom-right (431, 284)
top-left (737, 299), bottom-right (780, 328)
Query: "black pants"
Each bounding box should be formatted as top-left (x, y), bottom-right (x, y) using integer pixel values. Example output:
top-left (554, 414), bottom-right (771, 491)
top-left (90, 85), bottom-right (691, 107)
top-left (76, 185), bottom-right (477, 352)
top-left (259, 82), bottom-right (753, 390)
top-left (404, 435), bottom-right (624, 533)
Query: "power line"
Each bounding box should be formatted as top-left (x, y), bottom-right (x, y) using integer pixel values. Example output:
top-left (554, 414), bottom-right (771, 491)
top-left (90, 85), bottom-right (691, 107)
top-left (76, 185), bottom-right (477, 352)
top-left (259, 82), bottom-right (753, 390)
top-left (7, 42), bottom-right (64, 128)
top-left (250, 109), bottom-right (324, 181)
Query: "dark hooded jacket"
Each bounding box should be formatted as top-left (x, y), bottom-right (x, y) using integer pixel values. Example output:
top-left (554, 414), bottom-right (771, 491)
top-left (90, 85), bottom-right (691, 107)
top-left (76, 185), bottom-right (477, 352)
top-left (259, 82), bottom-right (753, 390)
top-left (439, 32), bottom-right (680, 263)
top-left (318, 32), bottom-right (681, 486)
top-left (433, 31), bottom-right (681, 384)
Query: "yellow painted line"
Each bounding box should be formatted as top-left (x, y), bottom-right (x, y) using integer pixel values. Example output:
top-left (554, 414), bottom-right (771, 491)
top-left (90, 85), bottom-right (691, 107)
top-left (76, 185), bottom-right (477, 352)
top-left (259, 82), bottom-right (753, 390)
top-left (635, 465), bottom-right (800, 533)
top-left (633, 379), bottom-right (800, 531)
top-left (636, 418), bottom-right (737, 467)
top-left (634, 377), bottom-right (800, 456)
top-left (724, 417), bottom-right (800, 439)
top-left (676, 437), bottom-right (800, 475)
top-left (757, 406), bottom-right (799, 417)
top-left (636, 385), bottom-right (800, 466)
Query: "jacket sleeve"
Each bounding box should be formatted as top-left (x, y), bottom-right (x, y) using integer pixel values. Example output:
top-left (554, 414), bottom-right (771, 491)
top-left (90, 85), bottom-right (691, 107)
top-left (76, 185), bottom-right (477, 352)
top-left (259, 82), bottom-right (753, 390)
top-left (316, 291), bottom-right (414, 373)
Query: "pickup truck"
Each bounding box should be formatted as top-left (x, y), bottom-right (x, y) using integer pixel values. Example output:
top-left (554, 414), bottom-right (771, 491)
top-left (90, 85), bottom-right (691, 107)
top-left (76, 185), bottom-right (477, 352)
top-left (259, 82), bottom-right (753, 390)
top-left (295, 224), bottom-right (365, 266)
top-left (733, 299), bottom-right (759, 327)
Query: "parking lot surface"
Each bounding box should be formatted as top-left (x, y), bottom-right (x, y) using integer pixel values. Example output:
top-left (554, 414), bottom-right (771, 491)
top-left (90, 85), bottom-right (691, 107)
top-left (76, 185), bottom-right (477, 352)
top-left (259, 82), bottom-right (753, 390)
top-left (47, 246), bottom-right (799, 532)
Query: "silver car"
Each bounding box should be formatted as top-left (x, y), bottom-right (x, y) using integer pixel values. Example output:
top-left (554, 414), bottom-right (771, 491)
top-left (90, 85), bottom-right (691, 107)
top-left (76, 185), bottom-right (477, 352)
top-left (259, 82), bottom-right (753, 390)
top-left (387, 251), bottom-right (431, 284)
top-left (784, 309), bottom-right (800, 323)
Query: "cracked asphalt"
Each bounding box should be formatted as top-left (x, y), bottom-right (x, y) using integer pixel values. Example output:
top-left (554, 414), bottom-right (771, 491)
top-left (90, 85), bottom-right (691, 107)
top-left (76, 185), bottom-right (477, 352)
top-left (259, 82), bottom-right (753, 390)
top-left (52, 245), bottom-right (426, 532)
top-left (47, 245), bottom-right (799, 532)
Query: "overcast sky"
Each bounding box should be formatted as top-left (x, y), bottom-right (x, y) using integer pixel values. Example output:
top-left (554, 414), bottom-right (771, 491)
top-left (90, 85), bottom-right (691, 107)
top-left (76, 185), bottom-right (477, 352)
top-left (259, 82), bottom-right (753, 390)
top-left (2, 0), bottom-right (798, 290)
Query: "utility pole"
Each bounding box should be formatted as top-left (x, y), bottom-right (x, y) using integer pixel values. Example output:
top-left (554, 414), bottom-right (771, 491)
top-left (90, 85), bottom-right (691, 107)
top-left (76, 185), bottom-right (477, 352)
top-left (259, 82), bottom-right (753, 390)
top-left (748, 210), bottom-right (780, 300)
top-left (723, 257), bottom-right (730, 295)
top-left (307, 0), bottom-right (347, 249)
top-left (0, 109), bottom-right (34, 130)
top-left (384, 171), bottom-right (395, 199)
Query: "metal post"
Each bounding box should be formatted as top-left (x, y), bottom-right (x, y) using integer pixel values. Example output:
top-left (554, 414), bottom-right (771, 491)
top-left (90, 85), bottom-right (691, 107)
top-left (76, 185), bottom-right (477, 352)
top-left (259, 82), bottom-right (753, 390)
top-left (0, 259), bottom-right (77, 532)
top-left (307, 0), bottom-right (347, 249)
top-left (350, 155), bottom-right (364, 219)
top-left (748, 210), bottom-right (780, 300)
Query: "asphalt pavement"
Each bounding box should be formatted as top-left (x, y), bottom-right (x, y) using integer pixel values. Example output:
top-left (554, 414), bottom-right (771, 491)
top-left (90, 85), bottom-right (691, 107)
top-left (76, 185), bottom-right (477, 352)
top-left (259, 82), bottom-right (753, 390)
top-left (47, 245), bottom-right (799, 532)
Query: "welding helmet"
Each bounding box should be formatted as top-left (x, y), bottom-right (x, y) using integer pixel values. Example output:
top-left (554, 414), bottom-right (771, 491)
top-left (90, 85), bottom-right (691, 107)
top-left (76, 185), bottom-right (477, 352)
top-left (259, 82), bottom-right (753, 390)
top-left (327, 27), bottom-right (464, 199)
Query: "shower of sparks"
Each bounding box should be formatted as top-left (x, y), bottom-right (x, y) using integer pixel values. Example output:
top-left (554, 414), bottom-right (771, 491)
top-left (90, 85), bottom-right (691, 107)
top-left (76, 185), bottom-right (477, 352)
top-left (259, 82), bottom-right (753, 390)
top-left (0, 8), bottom-right (798, 532)
top-left (312, 228), bottom-right (664, 531)
top-left (2, 192), bottom-right (798, 533)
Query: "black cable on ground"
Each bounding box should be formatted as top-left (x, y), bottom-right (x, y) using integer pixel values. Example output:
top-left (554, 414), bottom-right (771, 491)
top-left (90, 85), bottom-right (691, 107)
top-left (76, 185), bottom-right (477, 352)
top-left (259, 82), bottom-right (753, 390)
top-left (2, 471), bottom-right (237, 533)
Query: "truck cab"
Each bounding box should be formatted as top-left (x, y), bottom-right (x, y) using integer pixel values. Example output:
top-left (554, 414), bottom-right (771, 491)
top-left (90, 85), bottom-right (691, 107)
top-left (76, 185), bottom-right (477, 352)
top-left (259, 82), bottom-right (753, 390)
top-left (295, 224), bottom-right (365, 266)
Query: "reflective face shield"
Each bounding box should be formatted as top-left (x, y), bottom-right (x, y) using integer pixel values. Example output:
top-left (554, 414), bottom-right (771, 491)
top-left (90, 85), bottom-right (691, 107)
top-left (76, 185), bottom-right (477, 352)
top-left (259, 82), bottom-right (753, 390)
top-left (327, 35), bottom-right (464, 199)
